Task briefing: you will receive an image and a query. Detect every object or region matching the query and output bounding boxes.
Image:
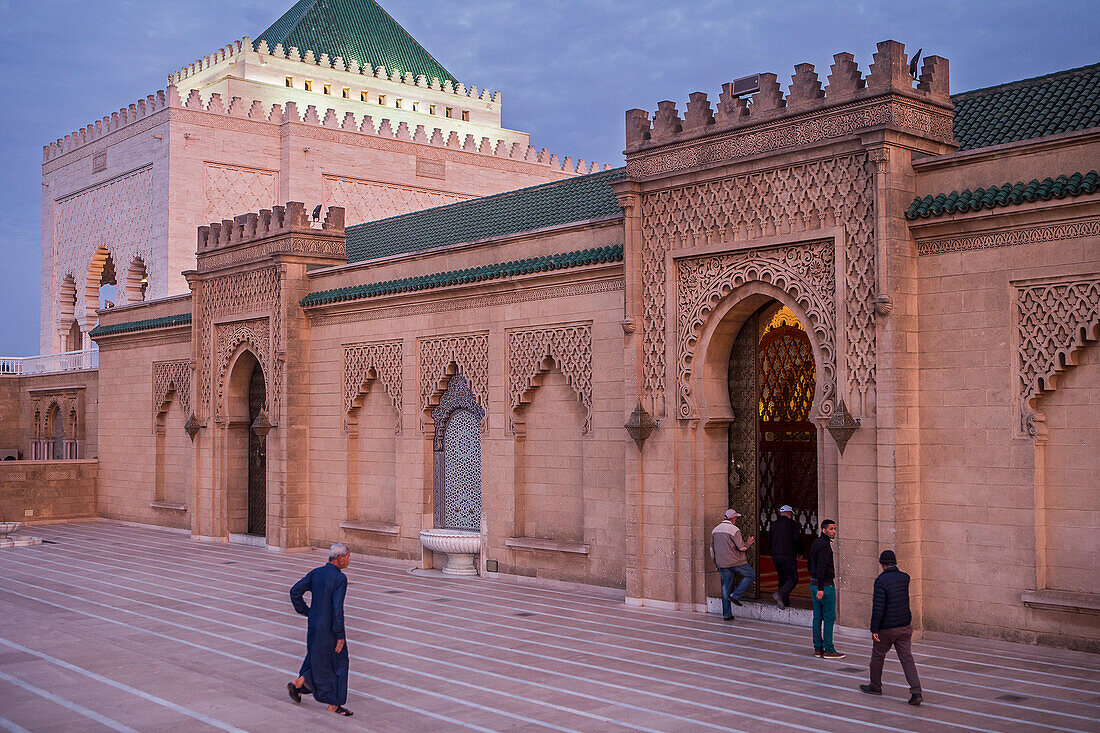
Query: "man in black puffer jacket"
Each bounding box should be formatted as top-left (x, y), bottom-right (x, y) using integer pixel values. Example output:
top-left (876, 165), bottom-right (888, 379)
top-left (859, 550), bottom-right (923, 706)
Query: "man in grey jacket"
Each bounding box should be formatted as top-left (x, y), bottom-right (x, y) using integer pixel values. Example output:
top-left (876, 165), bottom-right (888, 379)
top-left (710, 509), bottom-right (755, 620)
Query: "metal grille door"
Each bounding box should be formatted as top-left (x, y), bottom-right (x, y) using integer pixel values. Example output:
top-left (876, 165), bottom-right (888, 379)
top-left (443, 409), bottom-right (481, 531)
top-left (757, 324), bottom-right (818, 537)
top-left (247, 363), bottom-right (266, 537)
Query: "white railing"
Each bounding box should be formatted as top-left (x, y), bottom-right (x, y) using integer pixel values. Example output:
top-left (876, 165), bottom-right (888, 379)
top-left (30, 439), bottom-right (83, 460)
top-left (0, 349), bottom-right (98, 375)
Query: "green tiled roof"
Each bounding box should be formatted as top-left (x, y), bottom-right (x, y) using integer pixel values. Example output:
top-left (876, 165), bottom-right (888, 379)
top-left (952, 63), bottom-right (1100, 151)
top-left (346, 167), bottom-right (626, 263)
top-left (906, 171), bottom-right (1099, 220)
top-left (89, 314), bottom-right (192, 338)
top-left (257, 0), bottom-right (456, 85)
top-left (303, 245), bottom-right (623, 307)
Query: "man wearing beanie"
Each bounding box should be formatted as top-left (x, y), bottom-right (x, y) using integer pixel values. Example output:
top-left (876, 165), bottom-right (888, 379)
top-left (860, 549), bottom-right (923, 705)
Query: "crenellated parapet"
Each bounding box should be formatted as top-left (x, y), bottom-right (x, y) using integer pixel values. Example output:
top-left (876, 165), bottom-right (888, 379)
top-left (167, 37), bottom-right (501, 103)
top-left (196, 203), bottom-right (346, 270)
top-left (43, 83), bottom-right (607, 174)
top-left (625, 40), bottom-right (952, 165)
top-left (43, 90), bottom-right (169, 162)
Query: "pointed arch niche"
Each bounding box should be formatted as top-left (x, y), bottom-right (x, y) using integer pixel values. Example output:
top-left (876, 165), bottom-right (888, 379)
top-left (342, 340), bottom-right (403, 540)
top-left (1013, 274), bottom-right (1100, 613)
top-left (507, 324), bottom-right (593, 553)
top-left (151, 360), bottom-right (193, 523)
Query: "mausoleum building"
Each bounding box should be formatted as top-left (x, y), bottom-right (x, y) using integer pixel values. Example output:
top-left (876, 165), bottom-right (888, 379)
top-left (3, 0), bottom-right (1098, 653)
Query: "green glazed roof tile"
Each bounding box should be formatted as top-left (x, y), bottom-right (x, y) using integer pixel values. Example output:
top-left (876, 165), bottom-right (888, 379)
top-left (257, 0), bottom-right (456, 85)
top-left (905, 170), bottom-right (1099, 220)
top-left (952, 63), bottom-right (1100, 151)
top-left (345, 167), bottom-right (626, 263)
top-left (302, 244), bottom-right (623, 307)
top-left (89, 313), bottom-right (192, 338)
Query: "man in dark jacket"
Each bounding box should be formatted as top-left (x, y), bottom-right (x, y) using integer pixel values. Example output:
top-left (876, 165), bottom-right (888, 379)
top-left (860, 550), bottom-right (923, 705)
top-left (288, 543), bottom-right (354, 716)
top-left (769, 505), bottom-right (801, 609)
top-left (808, 520), bottom-right (844, 659)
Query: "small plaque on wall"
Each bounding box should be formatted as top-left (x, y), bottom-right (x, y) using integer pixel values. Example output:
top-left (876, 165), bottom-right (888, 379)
top-left (416, 157), bottom-right (445, 180)
top-left (92, 151), bottom-right (107, 173)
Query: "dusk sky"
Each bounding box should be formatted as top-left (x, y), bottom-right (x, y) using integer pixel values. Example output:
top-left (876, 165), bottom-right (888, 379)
top-left (0, 0), bottom-right (1096, 356)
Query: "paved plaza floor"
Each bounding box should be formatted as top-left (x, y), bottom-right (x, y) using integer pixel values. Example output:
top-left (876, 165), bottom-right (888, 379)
top-left (0, 520), bottom-right (1097, 732)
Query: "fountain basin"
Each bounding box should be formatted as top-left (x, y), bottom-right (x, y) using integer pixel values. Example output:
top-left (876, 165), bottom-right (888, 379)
top-left (419, 529), bottom-right (481, 576)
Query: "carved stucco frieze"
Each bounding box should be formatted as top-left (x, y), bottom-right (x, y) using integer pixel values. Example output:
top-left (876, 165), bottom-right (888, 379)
top-left (310, 279), bottom-right (623, 327)
top-left (214, 318), bottom-right (271, 422)
top-left (196, 265), bottom-right (282, 423)
top-left (343, 340), bottom-right (403, 432)
top-left (508, 323), bottom-right (593, 433)
top-left (1015, 274), bottom-right (1100, 436)
top-left (152, 359), bottom-right (192, 421)
top-left (918, 218), bottom-right (1100, 256)
top-left (418, 333), bottom-right (489, 427)
top-left (641, 153), bottom-right (874, 416)
top-left (677, 240), bottom-right (837, 420)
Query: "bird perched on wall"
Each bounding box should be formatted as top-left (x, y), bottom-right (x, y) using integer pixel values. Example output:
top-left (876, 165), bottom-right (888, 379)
top-left (909, 49), bottom-right (922, 79)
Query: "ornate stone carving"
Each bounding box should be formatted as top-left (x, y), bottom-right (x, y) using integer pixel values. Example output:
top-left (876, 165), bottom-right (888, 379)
top-left (431, 373), bottom-right (485, 530)
top-left (508, 323), bottom-right (593, 433)
top-left (676, 240), bottom-right (837, 419)
top-left (202, 162), bottom-right (278, 224)
top-left (419, 333), bottom-right (489, 422)
top-left (54, 165), bottom-right (156, 315)
top-left (196, 266), bottom-right (282, 421)
top-left (152, 359), bottom-right (191, 422)
top-left (641, 153), bottom-right (873, 415)
top-left (310, 278), bottom-right (623, 326)
top-left (214, 318), bottom-right (272, 422)
top-left (1015, 274), bottom-right (1100, 436)
top-left (918, 218), bottom-right (1100, 256)
top-left (343, 340), bottom-right (403, 431)
top-left (323, 174), bottom-right (471, 224)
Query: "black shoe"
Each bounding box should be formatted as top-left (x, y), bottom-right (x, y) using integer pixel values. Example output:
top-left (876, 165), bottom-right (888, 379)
top-left (772, 592), bottom-right (785, 609)
top-left (722, 616), bottom-right (734, 621)
top-left (908, 694), bottom-right (923, 706)
top-left (859, 684), bottom-right (882, 695)
top-left (730, 598), bottom-right (743, 607)
top-left (287, 682), bottom-right (302, 703)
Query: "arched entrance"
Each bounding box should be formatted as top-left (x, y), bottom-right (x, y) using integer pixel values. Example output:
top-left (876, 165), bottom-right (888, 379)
top-left (225, 349), bottom-right (267, 540)
top-left (432, 373), bottom-right (484, 531)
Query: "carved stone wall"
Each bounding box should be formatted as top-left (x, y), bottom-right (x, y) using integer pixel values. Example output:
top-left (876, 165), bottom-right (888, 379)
top-left (343, 340), bottom-right (403, 431)
top-left (53, 165), bottom-right (155, 315)
top-left (152, 359), bottom-right (192, 421)
top-left (418, 332), bottom-right (489, 420)
top-left (1015, 274), bottom-right (1100, 435)
top-left (508, 323), bottom-right (593, 433)
top-left (677, 240), bottom-right (836, 419)
top-left (202, 163), bottom-right (278, 224)
top-left (323, 174), bottom-right (471, 225)
top-left (640, 153), bottom-right (873, 416)
top-left (195, 266), bottom-right (282, 422)
top-left (214, 318), bottom-right (271, 422)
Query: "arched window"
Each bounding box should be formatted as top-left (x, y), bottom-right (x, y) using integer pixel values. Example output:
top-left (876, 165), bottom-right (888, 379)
top-left (125, 257), bottom-right (149, 303)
